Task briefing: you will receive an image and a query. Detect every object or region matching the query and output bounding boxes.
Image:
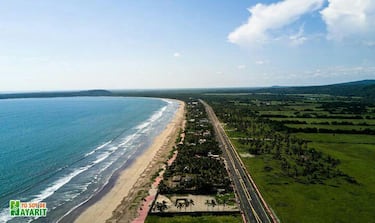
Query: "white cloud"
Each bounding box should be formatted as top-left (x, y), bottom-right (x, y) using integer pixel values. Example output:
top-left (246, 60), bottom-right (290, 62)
top-left (255, 60), bottom-right (267, 65)
top-left (173, 52), bottom-right (181, 57)
top-left (305, 66), bottom-right (375, 78)
top-left (237, 65), bottom-right (246, 69)
top-left (320, 0), bottom-right (375, 40)
top-left (253, 66), bottom-right (375, 85)
top-left (289, 25), bottom-right (308, 45)
top-left (228, 0), bottom-right (324, 46)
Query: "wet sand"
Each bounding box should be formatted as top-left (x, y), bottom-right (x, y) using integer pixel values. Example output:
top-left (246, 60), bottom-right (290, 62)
top-left (73, 100), bottom-right (185, 223)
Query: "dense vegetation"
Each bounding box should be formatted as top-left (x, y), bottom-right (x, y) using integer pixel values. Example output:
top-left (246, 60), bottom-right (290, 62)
top-left (159, 99), bottom-right (232, 195)
top-left (254, 79), bottom-right (375, 101)
top-left (201, 93), bottom-right (375, 223)
top-left (2, 80), bottom-right (374, 223)
top-left (205, 96), bottom-right (359, 185)
top-left (147, 99), bottom-right (238, 222)
top-left (0, 89), bottom-right (112, 99)
top-left (1, 79), bottom-right (374, 102)
top-left (145, 214), bottom-right (243, 223)
top-left (111, 79), bottom-right (375, 102)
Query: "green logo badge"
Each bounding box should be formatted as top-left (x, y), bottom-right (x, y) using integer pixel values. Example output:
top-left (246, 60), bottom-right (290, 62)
top-left (9, 200), bottom-right (20, 216)
top-left (9, 200), bottom-right (47, 217)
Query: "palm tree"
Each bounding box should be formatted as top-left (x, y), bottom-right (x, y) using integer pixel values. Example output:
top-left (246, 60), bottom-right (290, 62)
top-left (211, 199), bottom-right (216, 211)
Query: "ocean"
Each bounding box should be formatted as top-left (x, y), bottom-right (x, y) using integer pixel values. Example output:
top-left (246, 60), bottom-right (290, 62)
top-left (0, 96), bottom-right (179, 222)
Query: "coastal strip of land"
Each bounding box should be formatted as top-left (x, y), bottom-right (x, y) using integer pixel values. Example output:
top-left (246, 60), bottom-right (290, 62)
top-left (74, 100), bottom-right (185, 223)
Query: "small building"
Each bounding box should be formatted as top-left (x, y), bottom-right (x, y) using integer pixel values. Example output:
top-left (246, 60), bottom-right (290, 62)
top-left (208, 152), bottom-right (220, 160)
top-left (199, 118), bottom-right (209, 123)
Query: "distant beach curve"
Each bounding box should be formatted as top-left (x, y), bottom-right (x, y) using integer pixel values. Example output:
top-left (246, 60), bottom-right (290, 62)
top-left (0, 97), bottom-right (179, 223)
top-left (72, 100), bottom-right (185, 223)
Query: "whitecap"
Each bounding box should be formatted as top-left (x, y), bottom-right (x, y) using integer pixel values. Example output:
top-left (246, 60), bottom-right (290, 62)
top-left (135, 105), bottom-right (167, 131)
top-left (84, 140), bottom-right (112, 157)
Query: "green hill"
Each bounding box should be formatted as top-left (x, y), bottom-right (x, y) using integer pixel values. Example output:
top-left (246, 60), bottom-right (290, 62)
top-left (0, 89), bottom-right (113, 99)
top-left (255, 80), bottom-right (375, 100)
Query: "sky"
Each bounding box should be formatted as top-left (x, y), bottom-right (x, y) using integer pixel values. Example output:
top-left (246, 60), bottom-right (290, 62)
top-left (0, 0), bottom-right (374, 91)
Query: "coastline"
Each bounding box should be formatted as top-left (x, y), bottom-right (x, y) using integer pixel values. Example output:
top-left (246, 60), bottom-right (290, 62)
top-left (72, 99), bottom-right (185, 223)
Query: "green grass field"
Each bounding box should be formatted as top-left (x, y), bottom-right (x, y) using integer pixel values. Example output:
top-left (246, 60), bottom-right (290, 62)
top-left (145, 214), bottom-right (243, 223)
top-left (221, 97), bottom-right (375, 223)
top-left (239, 134), bottom-right (375, 223)
top-left (285, 124), bottom-right (375, 130)
top-left (294, 133), bottom-right (375, 144)
top-left (270, 117), bottom-right (375, 125)
top-left (228, 112), bottom-right (375, 223)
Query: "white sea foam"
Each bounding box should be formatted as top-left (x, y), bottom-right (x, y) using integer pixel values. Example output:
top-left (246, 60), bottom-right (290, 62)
top-left (150, 106), bottom-right (167, 122)
top-left (92, 152), bottom-right (111, 165)
top-left (56, 146), bottom-right (139, 223)
top-left (31, 127), bottom-right (143, 208)
top-left (135, 105), bottom-right (167, 131)
top-left (31, 166), bottom-right (90, 204)
top-left (0, 165), bottom-right (96, 223)
top-left (135, 121), bottom-right (150, 131)
top-left (91, 146), bottom-right (120, 165)
top-left (0, 99), bottom-right (176, 222)
top-left (0, 209), bottom-right (11, 223)
top-left (84, 140), bottom-right (112, 157)
top-left (0, 102), bottom-right (174, 223)
top-left (118, 133), bottom-right (138, 147)
top-left (29, 144), bottom-right (119, 208)
top-left (162, 99), bottom-right (173, 104)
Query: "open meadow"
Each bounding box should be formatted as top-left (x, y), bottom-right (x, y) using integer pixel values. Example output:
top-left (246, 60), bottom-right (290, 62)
top-left (204, 93), bottom-right (375, 223)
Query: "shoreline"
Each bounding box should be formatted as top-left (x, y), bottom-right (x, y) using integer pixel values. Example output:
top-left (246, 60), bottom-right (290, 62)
top-left (70, 99), bottom-right (185, 223)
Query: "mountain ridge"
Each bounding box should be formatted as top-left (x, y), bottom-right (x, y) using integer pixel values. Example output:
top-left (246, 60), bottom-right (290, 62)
top-left (254, 79), bottom-right (375, 100)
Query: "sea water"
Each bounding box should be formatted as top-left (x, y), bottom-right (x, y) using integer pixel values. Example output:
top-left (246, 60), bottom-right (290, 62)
top-left (0, 97), bottom-right (178, 222)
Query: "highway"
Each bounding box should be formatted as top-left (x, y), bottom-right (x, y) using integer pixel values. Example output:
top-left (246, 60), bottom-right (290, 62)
top-left (200, 99), bottom-right (276, 223)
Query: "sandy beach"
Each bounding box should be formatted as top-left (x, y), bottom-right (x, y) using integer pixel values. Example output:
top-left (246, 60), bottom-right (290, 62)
top-left (74, 100), bottom-right (185, 223)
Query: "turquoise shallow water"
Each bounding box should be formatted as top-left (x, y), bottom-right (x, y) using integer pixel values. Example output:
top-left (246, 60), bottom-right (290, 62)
top-left (0, 97), bottom-right (178, 222)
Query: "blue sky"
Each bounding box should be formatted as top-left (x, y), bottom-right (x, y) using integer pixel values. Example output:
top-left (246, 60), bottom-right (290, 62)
top-left (0, 0), bottom-right (374, 91)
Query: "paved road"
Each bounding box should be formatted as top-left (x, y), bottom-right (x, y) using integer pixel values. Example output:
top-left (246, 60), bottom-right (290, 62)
top-left (200, 100), bottom-right (274, 223)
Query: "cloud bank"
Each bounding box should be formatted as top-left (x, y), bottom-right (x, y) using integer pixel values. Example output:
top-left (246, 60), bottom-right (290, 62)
top-left (229, 0), bottom-right (375, 46)
top-left (228, 0), bottom-right (324, 46)
top-left (321, 0), bottom-right (375, 40)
